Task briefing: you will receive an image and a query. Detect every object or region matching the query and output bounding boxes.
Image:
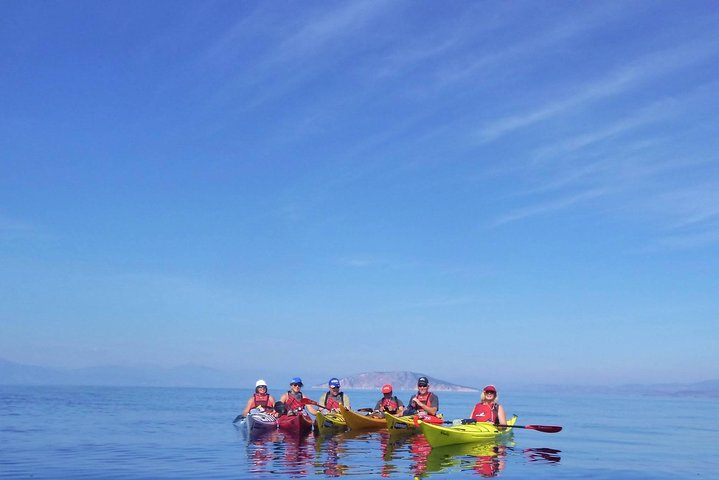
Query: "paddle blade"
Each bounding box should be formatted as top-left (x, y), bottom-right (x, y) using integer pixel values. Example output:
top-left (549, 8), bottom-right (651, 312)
top-left (301, 398), bottom-right (319, 406)
top-left (525, 424), bottom-right (562, 433)
top-left (232, 415), bottom-right (244, 423)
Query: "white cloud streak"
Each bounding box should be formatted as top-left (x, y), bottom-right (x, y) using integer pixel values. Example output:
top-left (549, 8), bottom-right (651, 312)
top-left (491, 188), bottom-right (607, 227)
top-left (477, 39), bottom-right (719, 142)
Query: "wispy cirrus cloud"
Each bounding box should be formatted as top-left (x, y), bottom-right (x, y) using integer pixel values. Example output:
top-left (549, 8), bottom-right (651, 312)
top-left (476, 39), bottom-right (719, 142)
top-left (424, 2), bottom-right (634, 90)
top-left (491, 188), bottom-right (607, 227)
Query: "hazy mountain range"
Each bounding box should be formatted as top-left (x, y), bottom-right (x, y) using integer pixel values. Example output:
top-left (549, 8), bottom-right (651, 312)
top-left (1, 357), bottom-right (717, 397)
top-left (312, 371), bottom-right (479, 392)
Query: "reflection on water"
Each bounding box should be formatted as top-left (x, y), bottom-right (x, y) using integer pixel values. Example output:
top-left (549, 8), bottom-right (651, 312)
top-left (423, 441), bottom-right (509, 477)
top-left (237, 425), bottom-right (561, 478)
top-left (524, 447), bottom-right (562, 463)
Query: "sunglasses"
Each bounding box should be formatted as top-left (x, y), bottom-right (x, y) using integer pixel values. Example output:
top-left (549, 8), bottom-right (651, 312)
top-left (291, 383), bottom-right (303, 387)
top-left (484, 390), bottom-right (496, 394)
top-left (418, 384), bottom-right (428, 388)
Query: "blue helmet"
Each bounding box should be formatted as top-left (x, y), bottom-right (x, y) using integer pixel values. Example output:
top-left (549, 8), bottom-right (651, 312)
top-left (328, 377), bottom-right (341, 388)
top-left (291, 377), bottom-right (303, 386)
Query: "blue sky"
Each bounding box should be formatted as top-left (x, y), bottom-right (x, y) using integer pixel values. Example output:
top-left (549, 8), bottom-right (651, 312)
top-left (1, 1), bottom-right (717, 387)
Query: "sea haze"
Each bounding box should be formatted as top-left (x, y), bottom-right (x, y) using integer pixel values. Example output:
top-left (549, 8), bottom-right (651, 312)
top-left (2, 358), bottom-right (717, 398)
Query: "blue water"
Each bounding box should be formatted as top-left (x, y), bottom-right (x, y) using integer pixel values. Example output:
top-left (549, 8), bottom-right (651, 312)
top-left (1, 385), bottom-right (717, 478)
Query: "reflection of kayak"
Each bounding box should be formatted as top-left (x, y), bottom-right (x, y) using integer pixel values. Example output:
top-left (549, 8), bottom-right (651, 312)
top-left (384, 411), bottom-right (444, 432)
top-left (278, 413), bottom-right (313, 435)
top-left (425, 440), bottom-right (512, 475)
top-left (242, 410), bottom-right (279, 435)
top-left (315, 409), bottom-right (347, 434)
top-left (420, 416), bottom-right (516, 447)
top-left (339, 404), bottom-right (387, 431)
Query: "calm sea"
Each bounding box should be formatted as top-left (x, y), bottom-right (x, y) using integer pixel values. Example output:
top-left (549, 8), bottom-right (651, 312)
top-left (1, 385), bottom-right (717, 479)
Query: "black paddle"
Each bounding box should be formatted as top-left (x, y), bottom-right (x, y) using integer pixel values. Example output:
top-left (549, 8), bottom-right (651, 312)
top-left (445, 418), bottom-right (562, 433)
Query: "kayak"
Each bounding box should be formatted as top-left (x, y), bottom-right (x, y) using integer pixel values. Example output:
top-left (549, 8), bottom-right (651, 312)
top-left (315, 409), bottom-right (347, 434)
top-left (278, 413), bottom-right (313, 436)
top-left (242, 409), bottom-right (278, 436)
top-left (420, 415), bottom-right (517, 447)
top-left (384, 411), bottom-right (444, 432)
top-left (339, 404), bottom-right (387, 431)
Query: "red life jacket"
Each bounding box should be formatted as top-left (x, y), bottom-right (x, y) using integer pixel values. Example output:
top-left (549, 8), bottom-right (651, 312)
top-left (412, 391), bottom-right (433, 407)
top-left (284, 391), bottom-right (304, 411)
top-left (252, 393), bottom-right (273, 408)
top-left (470, 402), bottom-right (499, 423)
top-left (380, 396), bottom-right (400, 413)
top-left (323, 391), bottom-right (344, 410)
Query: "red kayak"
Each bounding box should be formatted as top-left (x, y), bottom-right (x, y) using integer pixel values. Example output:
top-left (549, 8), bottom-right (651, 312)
top-left (277, 413), bottom-right (313, 436)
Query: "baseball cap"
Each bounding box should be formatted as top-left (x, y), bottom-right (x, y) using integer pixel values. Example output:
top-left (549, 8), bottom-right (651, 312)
top-left (417, 376), bottom-right (429, 386)
top-left (483, 384), bottom-right (497, 393)
top-left (329, 377), bottom-right (341, 388)
top-left (382, 384), bottom-right (392, 394)
top-left (291, 377), bottom-right (303, 386)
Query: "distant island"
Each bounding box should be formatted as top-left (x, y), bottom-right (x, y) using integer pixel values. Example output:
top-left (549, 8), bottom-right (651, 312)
top-left (2, 356), bottom-right (718, 398)
top-left (311, 371), bottom-right (479, 392)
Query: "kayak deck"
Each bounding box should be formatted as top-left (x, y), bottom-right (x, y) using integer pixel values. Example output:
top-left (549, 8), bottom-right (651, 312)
top-left (384, 411), bottom-right (444, 432)
top-left (278, 413), bottom-right (313, 435)
top-left (315, 409), bottom-right (347, 434)
top-left (420, 415), bottom-right (517, 447)
top-left (339, 404), bottom-right (387, 431)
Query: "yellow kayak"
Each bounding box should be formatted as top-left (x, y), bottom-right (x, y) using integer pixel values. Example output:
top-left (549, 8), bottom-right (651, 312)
top-left (315, 408), bottom-right (347, 434)
top-left (339, 404), bottom-right (387, 430)
top-left (420, 415), bottom-right (517, 447)
top-left (384, 411), bottom-right (444, 432)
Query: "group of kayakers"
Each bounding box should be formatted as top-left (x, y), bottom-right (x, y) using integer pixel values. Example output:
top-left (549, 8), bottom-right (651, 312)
top-left (243, 375), bottom-right (506, 426)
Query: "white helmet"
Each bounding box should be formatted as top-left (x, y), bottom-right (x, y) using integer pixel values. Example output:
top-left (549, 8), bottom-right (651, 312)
top-left (255, 379), bottom-right (268, 388)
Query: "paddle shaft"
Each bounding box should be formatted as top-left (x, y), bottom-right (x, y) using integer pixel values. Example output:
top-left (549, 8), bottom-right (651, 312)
top-left (445, 419), bottom-right (562, 433)
top-left (301, 397), bottom-right (362, 412)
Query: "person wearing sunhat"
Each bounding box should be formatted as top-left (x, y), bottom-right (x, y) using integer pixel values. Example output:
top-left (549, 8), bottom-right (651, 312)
top-left (318, 377), bottom-right (351, 412)
top-left (280, 376), bottom-right (316, 415)
top-left (242, 378), bottom-right (277, 416)
top-left (469, 384), bottom-right (507, 425)
top-left (402, 376), bottom-right (439, 417)
top-left (374, 384), bottom-right (404, 415)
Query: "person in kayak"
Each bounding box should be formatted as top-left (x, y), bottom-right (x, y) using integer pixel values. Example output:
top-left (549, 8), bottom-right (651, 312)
top-left (469, 384), bottom-right (507, 426)
top-left (242, 379), bottom-right (277, 416)
top-left (374, 384), bottom-right (404, 415)
top-left (318, 377), bottom-right (350, 412)
top-left (279, 376), bottom-right (316, 415)
top-left (402, 376), bottom-right (439, 417)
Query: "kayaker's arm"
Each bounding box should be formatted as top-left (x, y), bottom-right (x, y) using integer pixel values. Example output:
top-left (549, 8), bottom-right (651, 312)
top-left (242, 397), bottom-right (255, 416)
top-left (413, 396), bottom-right (438, 415)
top-left (497, 404), bottom-right (507, 427)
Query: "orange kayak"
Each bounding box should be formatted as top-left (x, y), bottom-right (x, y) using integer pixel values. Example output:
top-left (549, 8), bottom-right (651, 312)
top-left (339, 404), bottom-right (386, 430)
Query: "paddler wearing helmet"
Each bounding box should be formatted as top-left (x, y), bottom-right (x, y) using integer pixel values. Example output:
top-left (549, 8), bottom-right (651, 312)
top-left (242, 378), bottom-right (277, 416)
